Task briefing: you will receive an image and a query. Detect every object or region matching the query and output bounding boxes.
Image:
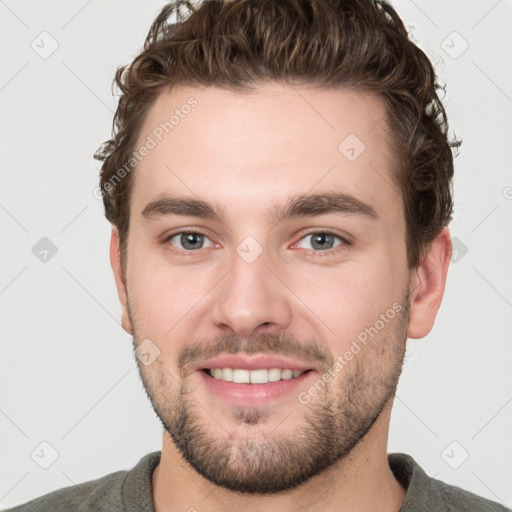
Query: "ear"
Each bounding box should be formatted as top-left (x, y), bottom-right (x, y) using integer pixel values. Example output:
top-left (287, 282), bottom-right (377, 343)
top-left (407, 227), bottom-right (452, 339)
top-left (110, 226), bottom-right (133, 335)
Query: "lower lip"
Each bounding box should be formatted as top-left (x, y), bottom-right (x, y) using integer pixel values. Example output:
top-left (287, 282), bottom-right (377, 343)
top-left (197, 370), bottom-right (315, 406)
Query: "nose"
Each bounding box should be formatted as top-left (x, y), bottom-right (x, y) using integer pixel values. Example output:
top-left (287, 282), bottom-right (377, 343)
top-left (210, 244), bottom-right (293, 339)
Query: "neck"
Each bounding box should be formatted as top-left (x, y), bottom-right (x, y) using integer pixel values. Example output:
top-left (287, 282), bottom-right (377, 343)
top-left (152, 402), bottom-right (406, 512)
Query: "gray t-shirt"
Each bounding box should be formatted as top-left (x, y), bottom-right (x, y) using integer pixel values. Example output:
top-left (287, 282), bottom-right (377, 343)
top-left (3, 452), bottom-right (509, 511)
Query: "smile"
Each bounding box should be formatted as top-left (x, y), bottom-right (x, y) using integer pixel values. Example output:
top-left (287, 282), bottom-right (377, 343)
top-left (205, 368), bottom-right (307, 383)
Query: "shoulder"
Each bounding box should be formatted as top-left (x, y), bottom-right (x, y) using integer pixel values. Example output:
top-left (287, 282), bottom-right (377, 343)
top-left (2, 452), bottom-right (161, 512)
top-left (3, 470), bottom-right (127, 512)
top-left (389, 453), bottom-right (510, 512)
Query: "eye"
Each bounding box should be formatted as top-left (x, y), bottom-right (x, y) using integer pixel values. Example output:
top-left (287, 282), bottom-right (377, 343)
top-left (165, 231), bottom-right (214, 252)
top-left (164, 229), bottom-right (349, 256)
top-left (295, 230), bottom-right (348, 253)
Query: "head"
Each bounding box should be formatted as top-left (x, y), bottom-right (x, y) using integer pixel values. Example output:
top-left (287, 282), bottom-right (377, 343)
top-left (97, 0), bottom-right (457, 494)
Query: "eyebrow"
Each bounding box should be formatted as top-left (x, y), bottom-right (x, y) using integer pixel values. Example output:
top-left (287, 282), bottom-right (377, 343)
top-left (141, 192), bottom-right (378, 225)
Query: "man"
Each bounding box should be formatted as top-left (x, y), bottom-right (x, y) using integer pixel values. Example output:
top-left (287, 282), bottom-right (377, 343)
top-left (6, 0), bottom-right (509, 511)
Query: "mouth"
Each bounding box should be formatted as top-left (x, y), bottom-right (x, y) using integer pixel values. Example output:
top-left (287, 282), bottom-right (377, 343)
top-left (194, 354), bottom-right (317, 405)
top-left (202, 367), bottom-right (312, 383)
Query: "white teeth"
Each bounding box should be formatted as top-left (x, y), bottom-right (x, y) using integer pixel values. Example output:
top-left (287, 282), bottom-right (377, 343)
top-left (281, 369), bottom-right (293, 380)
top-left (232, 369), bottom-right (250, 383)
top-left (209, 367), bottom-right (306, 384)
top-left (268, 368), bottom-right (281, 382)
top-left (250, 369), bottom-right (268, 384)
top-left (222, 367), bottom-right (233, 381)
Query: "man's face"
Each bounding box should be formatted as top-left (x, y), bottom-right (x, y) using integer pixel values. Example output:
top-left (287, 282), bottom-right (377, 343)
top-left (118, 83), bottom-right (413, 493)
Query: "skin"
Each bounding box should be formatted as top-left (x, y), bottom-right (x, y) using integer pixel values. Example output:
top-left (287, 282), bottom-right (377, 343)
top-left (110, 83), bottom-right (452, 512)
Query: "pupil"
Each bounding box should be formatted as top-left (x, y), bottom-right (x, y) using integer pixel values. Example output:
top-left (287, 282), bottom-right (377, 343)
top-left (313, 233), bottom-right (333, 250)
top-left (182, 233), bottom-right (202, 249)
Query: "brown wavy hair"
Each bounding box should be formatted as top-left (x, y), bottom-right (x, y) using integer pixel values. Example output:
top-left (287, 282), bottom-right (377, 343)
top-left (95, 0), bottom-right (460, 270)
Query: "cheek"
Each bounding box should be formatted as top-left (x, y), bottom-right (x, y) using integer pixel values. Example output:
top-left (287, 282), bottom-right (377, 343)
top-left (292, 251), bottom-right (407, 353)
top-left (126, 249), bottom-right (215, 340)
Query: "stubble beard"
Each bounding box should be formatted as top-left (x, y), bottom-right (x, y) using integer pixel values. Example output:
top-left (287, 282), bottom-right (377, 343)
top-left (130, 293), bottom-right (410, 494)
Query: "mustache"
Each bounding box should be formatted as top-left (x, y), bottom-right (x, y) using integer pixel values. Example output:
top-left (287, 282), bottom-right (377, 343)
top-left (178, 332), bottom-right (333, 373)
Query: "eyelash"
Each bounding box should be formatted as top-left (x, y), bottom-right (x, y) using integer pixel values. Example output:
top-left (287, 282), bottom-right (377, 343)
top-left (163, 229), bottom-right (350, 258)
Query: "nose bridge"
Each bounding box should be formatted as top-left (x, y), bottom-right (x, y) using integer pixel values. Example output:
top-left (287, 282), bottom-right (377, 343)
top-left (210, 236), bottom-right (293, 337)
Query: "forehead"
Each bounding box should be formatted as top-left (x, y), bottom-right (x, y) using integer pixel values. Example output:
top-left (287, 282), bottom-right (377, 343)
top-left (130, 83), bottom-right (400, 223)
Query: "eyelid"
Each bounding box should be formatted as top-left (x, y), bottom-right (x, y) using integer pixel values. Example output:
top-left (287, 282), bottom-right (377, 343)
top-left (290, 229), bottom-right (351, 256)
top-left (163, 229), bottom-right (216, 254)
top-left (163, 228), bottom-right (351, 255)
top-left (163, 227), bottom-right (212, 240)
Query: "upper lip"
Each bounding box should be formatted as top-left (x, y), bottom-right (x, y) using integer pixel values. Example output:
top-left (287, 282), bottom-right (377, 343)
top-left (193, 354), bottom-right (314, 372)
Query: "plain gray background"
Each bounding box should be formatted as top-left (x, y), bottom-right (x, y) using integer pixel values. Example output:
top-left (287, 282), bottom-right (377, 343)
top-left (1, 0), bottom-right (511, 508)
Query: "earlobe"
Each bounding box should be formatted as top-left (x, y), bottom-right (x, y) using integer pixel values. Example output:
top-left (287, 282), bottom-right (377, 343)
top-left (407, 227), bottom-right (452, 339)
top-left (109, 227), bottom-right (133, 335)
